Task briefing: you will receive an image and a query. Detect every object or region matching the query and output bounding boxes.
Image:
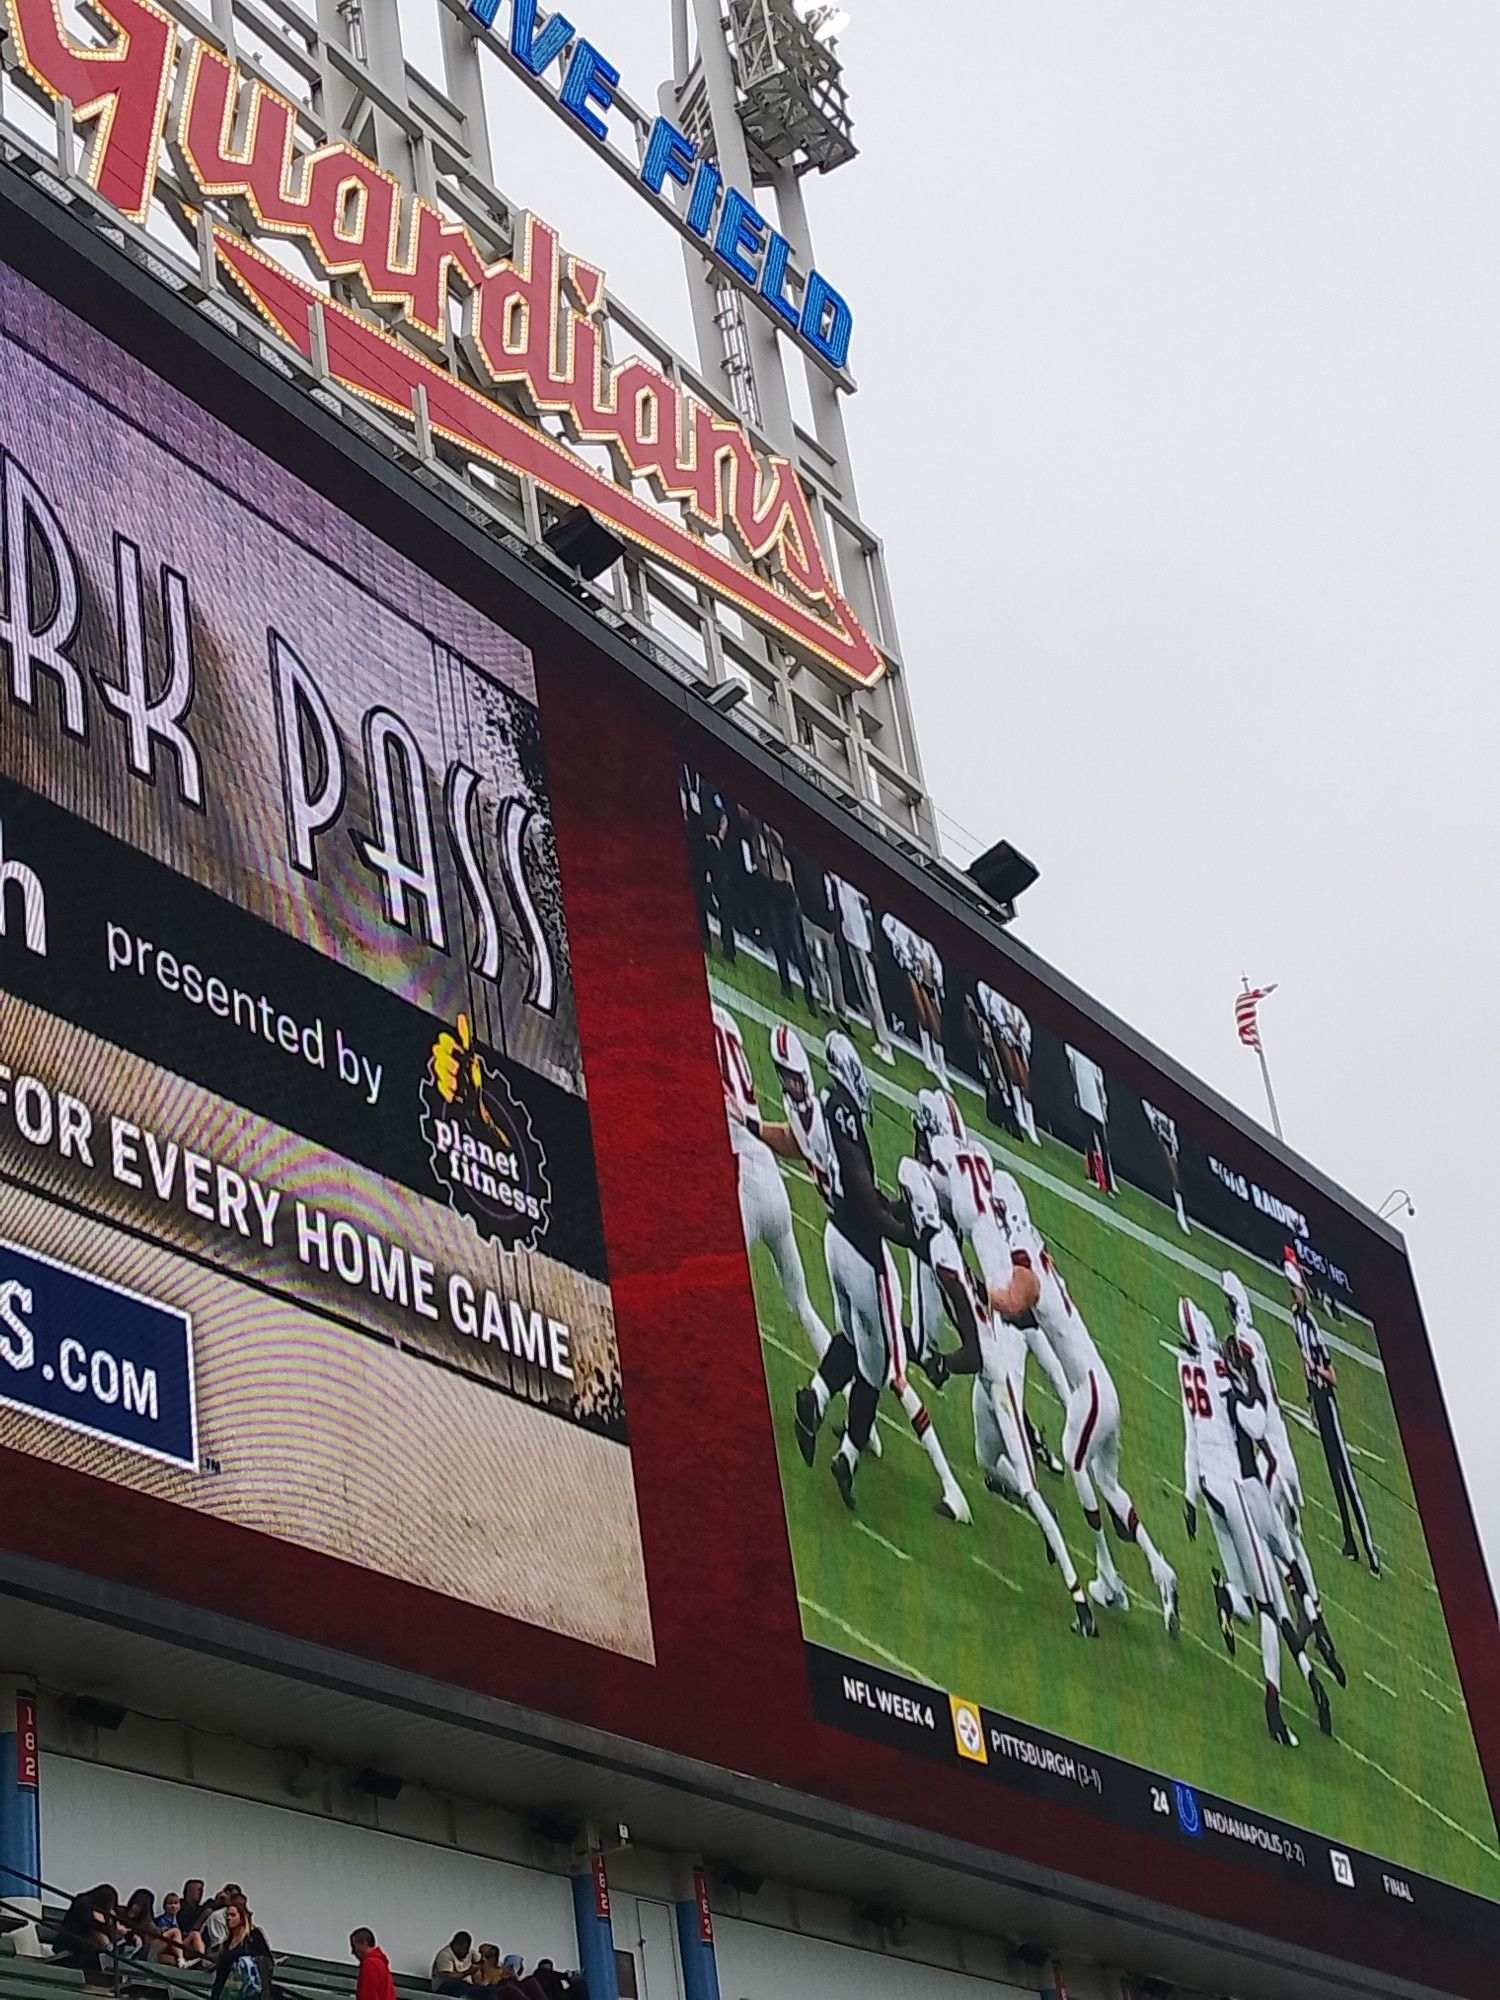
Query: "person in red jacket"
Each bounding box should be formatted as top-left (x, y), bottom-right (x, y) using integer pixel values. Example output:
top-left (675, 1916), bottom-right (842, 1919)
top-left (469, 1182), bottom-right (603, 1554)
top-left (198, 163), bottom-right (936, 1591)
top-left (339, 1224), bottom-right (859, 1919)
top-left (350, 1929), bottom-right (399, 2000)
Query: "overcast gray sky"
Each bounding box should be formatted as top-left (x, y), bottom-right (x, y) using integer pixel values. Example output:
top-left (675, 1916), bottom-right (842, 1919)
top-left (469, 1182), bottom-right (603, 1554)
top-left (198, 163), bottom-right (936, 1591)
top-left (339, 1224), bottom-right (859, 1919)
top-left (414, 1), bottom-right (1500, 1575)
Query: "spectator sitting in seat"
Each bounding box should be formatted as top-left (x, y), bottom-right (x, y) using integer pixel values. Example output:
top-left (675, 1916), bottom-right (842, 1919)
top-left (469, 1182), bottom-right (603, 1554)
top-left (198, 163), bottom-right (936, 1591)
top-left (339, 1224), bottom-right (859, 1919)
top-left (155, 1893), bottom-right (183, 1939)
top-left (209, 1899), bottom-right (273, 2000)
top-left (119, 1887), bottom-right (182, 1965)
top-left (53, 1884), bottom-right (119, 1984)
top-left (431, 1929), bottom-right (481, 1995)
top-left (496, 1954), bottom-right (548, 2000)
top-left (468, 1946), bottom-right (502, 1989)
top-left (176, 1882), bottom-right (209, 1937)
top-left (528, 1964), bottom-right (574, 2000)
top-left (351, 1928), bottom-right (398, 2000)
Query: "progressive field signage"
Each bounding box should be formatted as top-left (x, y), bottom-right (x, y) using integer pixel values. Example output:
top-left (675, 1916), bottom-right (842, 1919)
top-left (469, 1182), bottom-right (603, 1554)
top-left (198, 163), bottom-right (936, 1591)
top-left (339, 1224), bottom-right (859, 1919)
top-left (1, 0), bottom-right (883, 692)
top-left (465, 0), bottom-right (855, 371)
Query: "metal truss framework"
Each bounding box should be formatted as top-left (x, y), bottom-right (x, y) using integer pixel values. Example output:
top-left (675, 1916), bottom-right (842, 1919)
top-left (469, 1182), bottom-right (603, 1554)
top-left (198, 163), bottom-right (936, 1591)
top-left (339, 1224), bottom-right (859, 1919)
top-left (678, 0), bottom-right (855, 178)
top-left (0, 0), bottom-right (937, 856)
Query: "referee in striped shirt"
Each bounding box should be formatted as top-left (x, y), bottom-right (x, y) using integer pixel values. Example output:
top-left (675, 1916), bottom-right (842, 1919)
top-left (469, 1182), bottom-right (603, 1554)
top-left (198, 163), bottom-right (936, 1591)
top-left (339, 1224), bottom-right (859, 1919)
top-left (1288, 1253), bottom-right (1380, 1576)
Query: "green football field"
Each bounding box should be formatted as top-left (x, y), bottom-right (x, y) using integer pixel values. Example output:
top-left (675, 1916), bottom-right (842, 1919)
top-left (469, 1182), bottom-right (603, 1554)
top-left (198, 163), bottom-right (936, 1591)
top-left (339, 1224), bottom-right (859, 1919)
top-left (706, 947), bottom-right (1500, 1903)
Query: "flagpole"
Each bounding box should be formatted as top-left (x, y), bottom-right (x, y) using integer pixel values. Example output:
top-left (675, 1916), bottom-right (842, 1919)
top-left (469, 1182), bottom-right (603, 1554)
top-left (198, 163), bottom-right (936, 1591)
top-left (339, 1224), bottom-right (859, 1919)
top-left (1242, 974), bottom-right (1284, 1141)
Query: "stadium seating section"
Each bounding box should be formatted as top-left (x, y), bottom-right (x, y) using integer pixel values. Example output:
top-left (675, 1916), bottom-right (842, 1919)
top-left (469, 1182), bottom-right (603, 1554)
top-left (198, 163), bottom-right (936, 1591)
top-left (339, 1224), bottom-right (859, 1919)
top-left (0, 1915), bottom-right (435, 2000)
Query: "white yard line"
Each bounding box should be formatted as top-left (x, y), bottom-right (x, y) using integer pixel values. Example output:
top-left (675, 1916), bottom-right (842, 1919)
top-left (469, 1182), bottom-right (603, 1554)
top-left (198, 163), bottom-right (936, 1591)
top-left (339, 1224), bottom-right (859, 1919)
top-left (1363, 1671), bottom-right (1399, 1699)
top-left (796, 1597), bottom-right (926, 1683)
top-left (970, 1553), bottom-right (1024, 1595)
top-left (1348, 1442), bottom-right (1388, 1464)
top-left (854, 1520), bottom-right (911, 1563)
top-left (1336, 1735), bottom-right (1499, 1861)
top-left (1182, 1631), bottom-right (1499, 1863)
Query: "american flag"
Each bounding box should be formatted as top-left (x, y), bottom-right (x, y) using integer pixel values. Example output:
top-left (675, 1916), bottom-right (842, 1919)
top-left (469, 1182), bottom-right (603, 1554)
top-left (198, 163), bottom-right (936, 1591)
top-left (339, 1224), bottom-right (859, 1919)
top-left (1235, 984), bottom-right (1277, 1051)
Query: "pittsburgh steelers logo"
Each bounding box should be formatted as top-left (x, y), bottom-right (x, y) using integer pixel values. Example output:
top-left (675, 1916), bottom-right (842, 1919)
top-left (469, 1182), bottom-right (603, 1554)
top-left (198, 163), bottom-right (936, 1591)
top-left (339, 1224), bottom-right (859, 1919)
top-left (949, 1695), bottom-right (988, 1765)
top-left (420, 1012), bottom-right (550, 1249)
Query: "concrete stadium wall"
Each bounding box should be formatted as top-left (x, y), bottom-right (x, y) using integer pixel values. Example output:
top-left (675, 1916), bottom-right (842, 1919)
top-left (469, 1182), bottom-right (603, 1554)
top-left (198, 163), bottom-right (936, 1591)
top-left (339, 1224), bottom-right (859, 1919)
top-left (39, 1756), bottom-right (576, 1977)
top-left (712, 1913), bottom-right (1039, 2000)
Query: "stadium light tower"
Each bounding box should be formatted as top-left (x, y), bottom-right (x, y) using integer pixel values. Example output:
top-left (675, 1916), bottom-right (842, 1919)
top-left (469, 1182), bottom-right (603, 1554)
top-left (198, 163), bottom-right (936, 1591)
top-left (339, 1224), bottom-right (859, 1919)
top-left (668, 0), bottom-right (856, 450)
top-left (662, 2), bottom-right (933, 855)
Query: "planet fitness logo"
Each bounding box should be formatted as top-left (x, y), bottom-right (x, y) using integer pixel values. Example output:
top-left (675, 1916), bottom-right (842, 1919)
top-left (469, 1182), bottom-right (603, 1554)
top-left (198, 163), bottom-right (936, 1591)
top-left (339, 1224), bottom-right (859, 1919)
top-left (420, 1013), bottom-right (550, 1248)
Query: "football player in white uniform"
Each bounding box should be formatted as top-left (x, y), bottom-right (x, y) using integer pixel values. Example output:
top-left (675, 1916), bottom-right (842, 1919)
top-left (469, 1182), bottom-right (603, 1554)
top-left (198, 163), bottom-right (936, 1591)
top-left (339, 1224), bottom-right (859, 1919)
top-left (1177, 1296), bottom-right (1254, 1640)
top-left (793, 1034), bottom-right (969, 1520)
top-left (1178, 1297), bottom-right (1333, 1746)
top-left (1066, 1044), bottom-right (1115, 1194)
top-left (913, 1092), bottom-right (1069, 1474)
top-left (986, 1175), bottom-right (1178, 1633)
top-left (758, 1022), bottom-right (881, 1455)
top-left (831, 876), bottom-right (894, 1064)
top-left (1141, 1099), bottom-right (1189, 1234)
top-left (973, 983), bottom-right (1039, 1143)
top-left (881, 915), bottom-right (948, 1083)
top-left (900, 1158), bottom-right (1096, 1638)
top-left (712, 1004), bottom-right (834, 1366)
top-left (1221, 1273), bottom-right (1345, 1684)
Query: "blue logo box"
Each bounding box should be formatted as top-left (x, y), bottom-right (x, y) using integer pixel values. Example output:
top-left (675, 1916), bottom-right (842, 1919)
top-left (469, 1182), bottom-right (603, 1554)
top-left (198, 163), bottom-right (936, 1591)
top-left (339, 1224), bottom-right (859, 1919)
top-left (0, 1237), bottom-right (197, 1469)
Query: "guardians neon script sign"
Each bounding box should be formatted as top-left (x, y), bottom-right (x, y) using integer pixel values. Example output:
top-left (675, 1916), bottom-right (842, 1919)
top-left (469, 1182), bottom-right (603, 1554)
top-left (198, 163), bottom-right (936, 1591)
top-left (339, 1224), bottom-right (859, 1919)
top-left (3, 0), bottom-right (883, 689)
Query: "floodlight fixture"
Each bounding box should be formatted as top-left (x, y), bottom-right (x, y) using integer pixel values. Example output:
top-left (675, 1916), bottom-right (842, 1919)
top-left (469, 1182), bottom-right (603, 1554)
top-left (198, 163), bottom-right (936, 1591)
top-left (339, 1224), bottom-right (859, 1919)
top-left (705, 678), bottom-right (750, 713)
top-left (966, 838), bottom-right (1039, 922)
top-left (543, 505), bottom-right (626, 580)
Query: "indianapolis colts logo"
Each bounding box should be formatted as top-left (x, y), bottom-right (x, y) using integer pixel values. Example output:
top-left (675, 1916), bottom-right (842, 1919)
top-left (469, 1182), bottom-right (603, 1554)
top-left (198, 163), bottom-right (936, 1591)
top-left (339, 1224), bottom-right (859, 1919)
top-left (1173, 1781), bottom-right (1203, 1837)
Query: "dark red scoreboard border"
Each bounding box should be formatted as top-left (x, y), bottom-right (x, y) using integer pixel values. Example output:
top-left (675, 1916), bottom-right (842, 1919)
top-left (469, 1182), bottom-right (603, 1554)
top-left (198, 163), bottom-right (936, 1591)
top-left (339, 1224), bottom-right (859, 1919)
top-left (0, 158), bottom-right (1495, 1997)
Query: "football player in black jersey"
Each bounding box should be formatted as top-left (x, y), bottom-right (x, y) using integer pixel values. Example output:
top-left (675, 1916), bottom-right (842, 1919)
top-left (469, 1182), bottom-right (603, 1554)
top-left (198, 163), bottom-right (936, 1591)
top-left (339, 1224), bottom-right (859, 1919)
top-left (1224, 1332), bottom-right (1334, 1746)
top-left (793, 1033), bottom-right (970, 1521)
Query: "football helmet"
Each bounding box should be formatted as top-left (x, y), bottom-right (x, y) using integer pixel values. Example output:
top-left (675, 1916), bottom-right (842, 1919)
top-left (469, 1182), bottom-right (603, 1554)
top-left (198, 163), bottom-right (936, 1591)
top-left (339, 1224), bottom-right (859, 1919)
top-left (1221, 1269), bottom-right (1252, 1327)
top-left (770, 1021), bottom-right (814, 1108)
top-left (897, 1156), bottom-right (943, 1236)
top-left (824, 1030), bottom-right (870, 1116)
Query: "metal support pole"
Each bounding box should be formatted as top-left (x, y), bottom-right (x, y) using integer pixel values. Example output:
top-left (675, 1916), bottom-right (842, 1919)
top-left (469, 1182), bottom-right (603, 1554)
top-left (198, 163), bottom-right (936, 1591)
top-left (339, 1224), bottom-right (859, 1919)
top-left (0, 1679), bottom-right (41, 1956)
top-left (1256, 1036), bottom-right (1284, 1142)
top-left (672, 1865), bottom-right (721, 2000)
top-left (569, 1846), bottom-right (620, 2000)
top-left (1241, 976), bottom-right (1284, 1141)
top-left (683, 0), bottom-right (795, 450)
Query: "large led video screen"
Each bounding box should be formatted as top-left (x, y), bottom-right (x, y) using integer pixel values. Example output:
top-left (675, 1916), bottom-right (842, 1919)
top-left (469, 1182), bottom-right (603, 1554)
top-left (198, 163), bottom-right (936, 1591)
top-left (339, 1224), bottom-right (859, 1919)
top-left (0, 260), bottom-right (651, 1661)
top-left (682, 768), bottom-right (1499, 1923)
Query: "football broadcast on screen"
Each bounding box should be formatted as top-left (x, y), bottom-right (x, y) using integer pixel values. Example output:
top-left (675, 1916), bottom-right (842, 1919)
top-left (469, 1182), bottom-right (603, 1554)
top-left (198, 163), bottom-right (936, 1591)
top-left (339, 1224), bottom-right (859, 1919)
top-left (682, 769), bottom-right (1500, 1904)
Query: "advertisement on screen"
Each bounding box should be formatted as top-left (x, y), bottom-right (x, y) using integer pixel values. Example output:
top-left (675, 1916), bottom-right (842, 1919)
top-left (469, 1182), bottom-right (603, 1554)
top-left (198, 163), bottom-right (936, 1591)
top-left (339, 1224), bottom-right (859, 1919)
top-left (682, 767), bottom-right (1500, 1927)
top-left (0, 260), bottom-right (651, 1663)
